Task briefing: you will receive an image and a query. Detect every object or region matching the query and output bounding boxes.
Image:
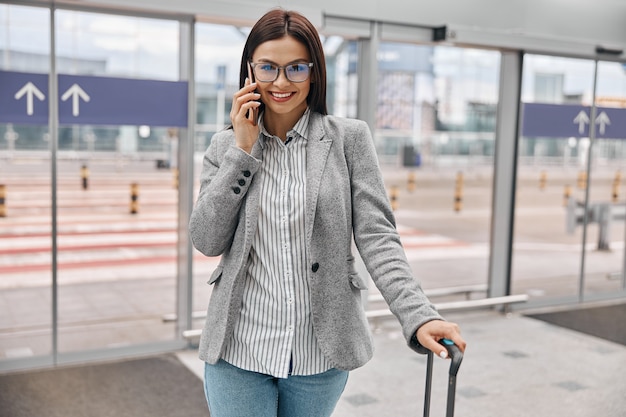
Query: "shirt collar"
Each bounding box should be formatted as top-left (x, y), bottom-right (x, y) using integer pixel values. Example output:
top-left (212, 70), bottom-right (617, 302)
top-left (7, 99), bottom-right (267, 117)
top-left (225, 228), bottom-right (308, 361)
top-left (259, 107), bottom-right (310, 147)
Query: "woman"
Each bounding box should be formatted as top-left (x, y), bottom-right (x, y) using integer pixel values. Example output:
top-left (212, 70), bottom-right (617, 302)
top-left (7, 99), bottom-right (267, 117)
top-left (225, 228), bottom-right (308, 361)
top-left (189, 8), bottom-right (466, 417)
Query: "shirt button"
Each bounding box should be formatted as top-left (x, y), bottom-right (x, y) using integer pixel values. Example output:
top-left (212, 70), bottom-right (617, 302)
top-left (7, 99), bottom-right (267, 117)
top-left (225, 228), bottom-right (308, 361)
top-left (242, 170), bottom-right (251, 177)
top-left (287, 326), bottom-right (293, 332)
top-left (311, 263), bottom-right (319, 272)
top-left (287, 298), bottom-right (293, 304)
top-left (232, 186), bottom-right (241, 194)
top-left (238, 179), bottom-right (246, 186)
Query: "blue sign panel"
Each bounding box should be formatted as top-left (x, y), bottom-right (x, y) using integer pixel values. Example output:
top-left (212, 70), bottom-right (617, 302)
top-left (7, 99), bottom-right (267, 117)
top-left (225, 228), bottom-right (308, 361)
top-left (0, 70), bottom-right (49, 125)
top-left (58, 74), bottom-right (188, 127)
top-left (0, 70), bottom-right (188, 127)
top-left (522, 102), bottom-right (626, 139)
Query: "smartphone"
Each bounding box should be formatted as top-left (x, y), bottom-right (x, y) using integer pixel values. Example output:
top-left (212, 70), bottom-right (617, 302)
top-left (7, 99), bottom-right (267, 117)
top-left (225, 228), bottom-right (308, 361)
top-left (247, 61), bottom-right (258, 126)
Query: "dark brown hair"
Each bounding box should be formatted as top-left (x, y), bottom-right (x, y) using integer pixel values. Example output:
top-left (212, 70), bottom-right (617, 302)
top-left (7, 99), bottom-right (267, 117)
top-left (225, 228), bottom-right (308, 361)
top-left (239, 8), bottom-right (327, 115)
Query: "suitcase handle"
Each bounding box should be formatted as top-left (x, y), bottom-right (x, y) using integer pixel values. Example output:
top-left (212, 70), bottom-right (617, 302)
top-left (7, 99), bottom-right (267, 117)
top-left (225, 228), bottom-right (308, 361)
top-left (424, 339), bottom-right (463, 417)
top-left (440, 338), bottom-right (463, 377)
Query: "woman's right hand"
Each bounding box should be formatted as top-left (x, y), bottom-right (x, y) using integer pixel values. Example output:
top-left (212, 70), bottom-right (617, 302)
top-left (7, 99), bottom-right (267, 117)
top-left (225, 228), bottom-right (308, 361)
top-left (230, 78), bottom-right (261, 154)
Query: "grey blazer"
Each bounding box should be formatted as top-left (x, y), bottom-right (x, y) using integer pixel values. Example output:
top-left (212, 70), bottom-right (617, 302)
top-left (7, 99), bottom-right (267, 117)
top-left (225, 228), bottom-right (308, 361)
top-left (189, 112), bottom-right (442, 371)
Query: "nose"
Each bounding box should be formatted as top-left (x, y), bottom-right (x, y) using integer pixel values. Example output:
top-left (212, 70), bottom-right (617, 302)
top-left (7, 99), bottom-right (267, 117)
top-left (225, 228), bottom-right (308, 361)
top-left (273, 68), bottom-right (291, 87)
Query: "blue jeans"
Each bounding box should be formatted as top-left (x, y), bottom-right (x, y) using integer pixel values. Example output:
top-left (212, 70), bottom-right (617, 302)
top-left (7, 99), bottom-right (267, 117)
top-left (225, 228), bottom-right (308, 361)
top-left (203, 360), bottom-right (349, 417)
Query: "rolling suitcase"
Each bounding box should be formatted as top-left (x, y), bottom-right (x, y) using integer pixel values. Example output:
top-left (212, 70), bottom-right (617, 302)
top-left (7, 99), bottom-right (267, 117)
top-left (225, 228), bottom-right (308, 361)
top-left (411, 338), bottom-right (463, 417)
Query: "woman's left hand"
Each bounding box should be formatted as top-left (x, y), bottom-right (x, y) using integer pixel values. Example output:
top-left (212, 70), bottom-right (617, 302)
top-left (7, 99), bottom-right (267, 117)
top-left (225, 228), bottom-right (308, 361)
top-left (416, 320), bottom-right (466, 358)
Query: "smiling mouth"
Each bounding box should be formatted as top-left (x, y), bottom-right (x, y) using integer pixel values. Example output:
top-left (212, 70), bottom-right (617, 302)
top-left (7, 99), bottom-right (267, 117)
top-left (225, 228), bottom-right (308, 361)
top-left (271, 92), bottom-right (294, 99)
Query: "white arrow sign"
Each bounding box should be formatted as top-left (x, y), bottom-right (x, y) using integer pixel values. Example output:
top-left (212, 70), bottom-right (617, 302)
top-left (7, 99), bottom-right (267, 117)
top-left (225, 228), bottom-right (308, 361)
top-left (573, 110), bottom-right (590, 135)
top-left (61, 84), bottom-right (90, 117)
top-left (595, 111), bottom-right (611, 135)
top-left (14, 82), bottom-right (45, 116)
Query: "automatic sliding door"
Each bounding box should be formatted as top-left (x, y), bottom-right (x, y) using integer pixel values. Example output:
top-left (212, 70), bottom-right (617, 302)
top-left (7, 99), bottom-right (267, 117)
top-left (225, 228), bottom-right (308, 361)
top-left (582, 61), bottom-right (626, 298)
top-left (513, 55), bottom-right (626, 305)
top-left (0, 4), bottom-right (53, 368)
top-left (53, 10), bottom-right (184, 356)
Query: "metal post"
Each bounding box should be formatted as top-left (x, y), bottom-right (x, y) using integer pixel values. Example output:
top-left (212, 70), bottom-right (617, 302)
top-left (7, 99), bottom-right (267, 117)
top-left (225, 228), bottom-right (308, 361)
top-left (0, 184), bottom-right (6, 217)
top-left (454, 172), bottom-right (463, 212)
top-left (176, 18), bottom-right (196, 342)
top-left (389, 185), bottom-right (398, 211)
top-left (407, 171), bottom-right (416, 192)
top-left (488, 50), bottom-right (523, 300)
top-left (356, 21), bottom-right (380, 134)
top-left (81, 164), bottom-right (89, 190)
top-left (622, 208), bottom-right (626, 290)
top-left (129, 183), bottom-right (139, 214)
top-left (49, 5), bottom-right (59, 365)
top-left (578, 60), bottom-right (599, 303)
top-left (563, 184), bottom-right (572, 207)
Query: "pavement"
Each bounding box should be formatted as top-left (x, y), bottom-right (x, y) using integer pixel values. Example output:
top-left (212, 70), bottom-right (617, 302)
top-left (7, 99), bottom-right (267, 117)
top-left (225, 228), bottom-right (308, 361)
top-left (2, 158), bottom-right (626, 416)
top-left (177, 306), bottom-right (626, 417)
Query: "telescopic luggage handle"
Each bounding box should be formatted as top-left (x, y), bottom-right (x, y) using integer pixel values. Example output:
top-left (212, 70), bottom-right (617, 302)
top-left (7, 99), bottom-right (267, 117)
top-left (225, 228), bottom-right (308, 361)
top-left (423, 339), bottom-right (463, 417)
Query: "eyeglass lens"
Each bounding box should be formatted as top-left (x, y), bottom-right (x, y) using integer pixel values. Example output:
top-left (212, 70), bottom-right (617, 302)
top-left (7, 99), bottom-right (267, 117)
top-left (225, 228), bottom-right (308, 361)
top-left (253, 63), bottom-right (311, 82)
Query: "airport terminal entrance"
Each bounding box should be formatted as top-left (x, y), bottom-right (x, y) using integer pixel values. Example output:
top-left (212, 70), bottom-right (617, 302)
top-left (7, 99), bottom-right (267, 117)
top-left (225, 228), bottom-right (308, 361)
top-left (2, 2), bottom-right (625, 373)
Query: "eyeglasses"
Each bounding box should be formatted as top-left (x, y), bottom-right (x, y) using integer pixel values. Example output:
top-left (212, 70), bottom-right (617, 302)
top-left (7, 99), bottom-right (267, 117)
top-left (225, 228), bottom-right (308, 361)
top-left (250, 62), bottom-right (314, 83)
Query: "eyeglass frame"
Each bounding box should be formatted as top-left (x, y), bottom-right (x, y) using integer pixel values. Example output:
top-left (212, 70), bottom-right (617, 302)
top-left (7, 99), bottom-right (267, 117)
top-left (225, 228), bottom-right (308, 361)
top-left (249, 61), bottom-right (314, 83)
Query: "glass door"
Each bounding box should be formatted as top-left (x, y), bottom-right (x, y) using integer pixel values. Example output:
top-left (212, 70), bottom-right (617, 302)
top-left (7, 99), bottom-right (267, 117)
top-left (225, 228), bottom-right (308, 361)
top-left (0, 4), bottom-right (53, 368)
top-left (54, 9), bottom-right (183, 356)
top-left (512, 54), bottom-right (626, 306)
top-left (375, 42), bottom-right (501, 299)
top-left (581, 60), bottom-right (626, 299)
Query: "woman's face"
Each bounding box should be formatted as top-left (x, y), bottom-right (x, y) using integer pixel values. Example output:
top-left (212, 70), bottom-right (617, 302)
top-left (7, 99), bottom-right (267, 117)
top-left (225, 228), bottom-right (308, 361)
top-left (251, 35), bottom-right (311, 120)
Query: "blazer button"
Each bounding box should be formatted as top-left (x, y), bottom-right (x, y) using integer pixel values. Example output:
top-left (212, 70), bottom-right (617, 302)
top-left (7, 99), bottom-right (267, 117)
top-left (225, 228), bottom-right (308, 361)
top-left (232, 186), bottom-right (241, 194)
top-left (238, 179), bottom-right (246, 186)
top-left (311, 263), bottom-right (319, 272)
top-left (242, 170), bottom-right (251, 177)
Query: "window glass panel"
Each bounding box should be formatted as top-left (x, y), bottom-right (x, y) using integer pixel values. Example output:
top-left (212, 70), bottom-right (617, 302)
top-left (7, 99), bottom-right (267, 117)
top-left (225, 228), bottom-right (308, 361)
top-left (53, 10), bottom-right (181, 354)
top-left (584, 61), bottom-right (626, 296)
top-left (375, 42), bottom-right (500, 300)
top-left (0, 4), bottom-right (52, 363)
top-left (513, 55), bottom-right (595, 303)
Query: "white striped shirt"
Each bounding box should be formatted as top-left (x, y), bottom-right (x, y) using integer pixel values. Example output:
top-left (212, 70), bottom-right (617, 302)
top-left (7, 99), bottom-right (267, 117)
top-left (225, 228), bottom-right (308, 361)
top-left (222, 108), bottom-right (332, 378)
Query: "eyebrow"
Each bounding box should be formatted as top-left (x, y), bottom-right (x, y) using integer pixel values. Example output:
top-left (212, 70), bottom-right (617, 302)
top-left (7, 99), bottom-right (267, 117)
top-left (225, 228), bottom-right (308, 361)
top-left (255, 59), bottom-right (310, 65)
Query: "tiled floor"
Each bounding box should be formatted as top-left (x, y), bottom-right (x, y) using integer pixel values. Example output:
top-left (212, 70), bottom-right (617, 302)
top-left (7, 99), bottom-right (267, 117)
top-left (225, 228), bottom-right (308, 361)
top-left (178, 308), bottom-right (626, 417)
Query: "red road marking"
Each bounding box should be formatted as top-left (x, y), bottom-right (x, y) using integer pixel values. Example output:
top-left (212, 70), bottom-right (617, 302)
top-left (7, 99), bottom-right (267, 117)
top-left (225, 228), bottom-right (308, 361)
top-left (0, 253), bottom-right (217, 274)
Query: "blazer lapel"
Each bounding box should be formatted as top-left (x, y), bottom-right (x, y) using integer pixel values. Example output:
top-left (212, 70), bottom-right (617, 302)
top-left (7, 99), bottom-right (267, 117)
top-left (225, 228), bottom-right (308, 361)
top-left (306, 113), bottom-right (332, 242)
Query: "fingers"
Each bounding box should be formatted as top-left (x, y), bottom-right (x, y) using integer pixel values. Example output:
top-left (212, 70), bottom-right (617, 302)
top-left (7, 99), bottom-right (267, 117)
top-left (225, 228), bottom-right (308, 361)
top-left (229, 79), bottom-right (261, 153)
top-left (231, 81), bottom-right (260, 125)
top-left (422, 336), bottom-right (450, 359)
top-left (416, 320), bottom-right (466, 359)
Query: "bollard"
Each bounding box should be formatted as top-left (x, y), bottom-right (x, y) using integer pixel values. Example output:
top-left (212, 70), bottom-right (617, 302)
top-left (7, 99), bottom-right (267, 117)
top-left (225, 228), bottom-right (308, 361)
top-left (130, 183), bottom-right (139, 214)
top-left (0, 184), bottom-right (6, 217)
top-left (612, 171), bottom-right (621, 203)
top-left (390, 185), bottom-right (398, 211)
top-left (539, 170), bottom-right (547, 190)
top-left (81, 164), bottom-right (89, 190)
top-left (173, 168), bottom-right (179, 189)
top-left (577, 171), bottom-right (587, 190)
top-left (407, 171), bottom-right (416, 193)
top-left (563, 184), bottom-right (572, 207)
top-left (454, 172), bottom-right (463, 212)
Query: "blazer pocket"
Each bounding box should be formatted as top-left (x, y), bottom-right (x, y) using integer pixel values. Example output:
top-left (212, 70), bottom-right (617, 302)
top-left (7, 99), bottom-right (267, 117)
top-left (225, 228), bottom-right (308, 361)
top-left (348, 272), bottom-right (369, 291)
top-left (207, 265), bottom-right (224, 285)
